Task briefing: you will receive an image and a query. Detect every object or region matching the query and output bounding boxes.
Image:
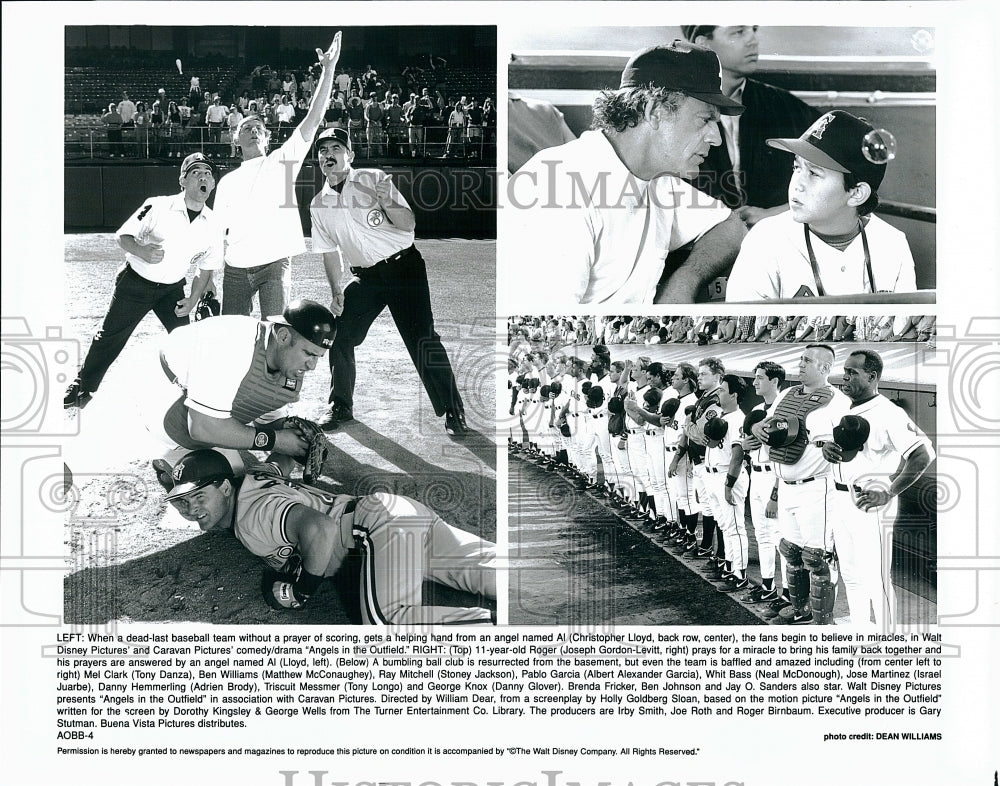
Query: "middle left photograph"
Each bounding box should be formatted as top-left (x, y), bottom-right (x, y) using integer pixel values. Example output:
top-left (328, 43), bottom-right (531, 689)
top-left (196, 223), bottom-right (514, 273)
top-left (61, 24), bottom-right (498, 626)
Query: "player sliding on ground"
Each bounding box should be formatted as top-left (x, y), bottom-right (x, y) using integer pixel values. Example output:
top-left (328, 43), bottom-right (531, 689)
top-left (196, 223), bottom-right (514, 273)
top-left (159, 449), bottom-right (497, 625)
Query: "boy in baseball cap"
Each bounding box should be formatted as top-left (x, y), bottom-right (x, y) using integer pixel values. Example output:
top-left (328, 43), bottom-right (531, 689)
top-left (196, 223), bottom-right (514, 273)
top-left (726, 110), bottom-right (917, 300)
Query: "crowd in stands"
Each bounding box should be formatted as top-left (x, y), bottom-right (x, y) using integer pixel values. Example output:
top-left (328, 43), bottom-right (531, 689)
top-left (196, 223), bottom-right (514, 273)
top-left (508, 315), bottom-right (937, 353)
top-left (68, 54), bottom-right (496, 162)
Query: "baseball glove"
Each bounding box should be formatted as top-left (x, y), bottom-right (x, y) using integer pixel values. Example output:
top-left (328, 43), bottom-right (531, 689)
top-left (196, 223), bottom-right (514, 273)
top-left (260, 555), bottom-right (303, 611)
top-left (284, 416), bottom-right (330, 484)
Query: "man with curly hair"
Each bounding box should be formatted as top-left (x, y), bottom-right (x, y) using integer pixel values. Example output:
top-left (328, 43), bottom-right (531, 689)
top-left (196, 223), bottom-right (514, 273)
top-left (507, 41), bottom-right (747, 305)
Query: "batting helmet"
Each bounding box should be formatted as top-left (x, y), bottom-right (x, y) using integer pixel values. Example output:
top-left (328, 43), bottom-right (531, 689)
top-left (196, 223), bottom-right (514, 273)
top-left (165, 450), bottom-right (235, 501)
top-left (270, 300), bottom-right (337, 350)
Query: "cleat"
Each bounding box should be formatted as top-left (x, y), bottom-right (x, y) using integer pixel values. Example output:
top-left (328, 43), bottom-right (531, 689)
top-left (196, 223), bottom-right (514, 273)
top-left (318, 403), bottom-right (354, 431)
top-left (445, 409), bottom-right (468, 436)
top-left (717, 576), bottom-right (750, 593)
top-left (788, 610), bottom-right (814, 625)
top-left (64, 381), bottom-right (92, 409)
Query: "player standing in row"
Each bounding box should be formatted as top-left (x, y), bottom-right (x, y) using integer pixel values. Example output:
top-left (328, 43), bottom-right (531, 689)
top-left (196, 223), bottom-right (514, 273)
top-left (163, 449), bottom-right (496, 624)
top-left (828, 349), bottom-right (934, 627)
top-left (753, 344), bottom-right (851, 624)
top-left (740, 361), bottom-right (786, 605)
top-left (308, 127), bottom-right (469, 435)
top-left (726, 111), bottom-right (916, 299)
top-left (64, 153), bottom-right (221, 409)
top-left (213, 32), bottom-right (341, 318)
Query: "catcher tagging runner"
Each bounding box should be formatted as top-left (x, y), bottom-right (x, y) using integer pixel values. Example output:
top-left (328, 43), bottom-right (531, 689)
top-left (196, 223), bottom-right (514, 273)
top-left (161, 449), bottom-right (497, 625)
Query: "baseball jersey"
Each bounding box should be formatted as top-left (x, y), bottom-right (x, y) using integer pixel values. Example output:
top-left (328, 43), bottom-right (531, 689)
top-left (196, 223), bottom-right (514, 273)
top-left (834, 394), bottom-right (934, 488)
top-left (159, 317), bottom-right (302, 447)
top-left (213, 127), bottom-right (313, 268)
top-left (771, 384), bottom-right (852, 481)
top-left (309, 168), bottom-right (413, 267)
top-left (233, 469), bottom-right (357, 573)
top-left (726, 212), bottom-right (917, 300)
top-left (746, 400), bottom-right (776, 466)
top-left (116, 193), bottom-right (223, 284)
top-left (506, 129), bottom-right (734, 305)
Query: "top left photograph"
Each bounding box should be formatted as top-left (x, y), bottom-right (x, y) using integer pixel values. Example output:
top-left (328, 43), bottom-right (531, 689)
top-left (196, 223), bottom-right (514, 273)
top-left (61, 25), bottom-right (498, 626)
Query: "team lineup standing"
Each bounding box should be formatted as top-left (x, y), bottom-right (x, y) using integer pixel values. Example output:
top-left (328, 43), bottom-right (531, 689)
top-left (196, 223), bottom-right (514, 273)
top-left (509, 336), bottom-right (934, 625)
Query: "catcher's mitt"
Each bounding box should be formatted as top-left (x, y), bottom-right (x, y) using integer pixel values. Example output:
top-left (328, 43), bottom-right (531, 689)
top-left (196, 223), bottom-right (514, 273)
top-left (194, 290), bottom-right (221, 321)
top-left (284, 416), bottom-right (330, 484)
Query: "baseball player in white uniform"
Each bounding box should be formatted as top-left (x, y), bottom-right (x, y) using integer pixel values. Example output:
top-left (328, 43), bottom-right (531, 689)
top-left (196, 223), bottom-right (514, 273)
top-left (702, 375), bottom-right (751, 592)
top-left (623, 358), bottom-right (653, 520)
top-left (663, 363), bottom-right (700, 547)
top-left (726, 110), bottom-right (916, 300)
top-left (742, 361), bottom-right (785, 604)
top-left (827, 349), bottom-right (934, 627)
top-left (163, 449), bottom-right (496, 624)
top-left (506, 41), bottom-right (746, 305)
top-left (752, 344), bottom-right (851, 624)
top-left (625, 362), bottom-right (672, 525)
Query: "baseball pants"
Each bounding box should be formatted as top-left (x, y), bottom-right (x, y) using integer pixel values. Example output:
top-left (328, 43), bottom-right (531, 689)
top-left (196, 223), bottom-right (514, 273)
top-left (351, 493), bottom-right (496, 625)
top-left (642, 430), bottom-right (670, 517)
top-left (328, 246), bottom-right (462, 417)
top-left (832, 484), bottom-right (898, 627)
top-left (747, 462), bottom-right (780, 583)
top-left (703, 467), bottom-right (750, 573)
top-left (625, 427), bottom-right (649, 498)
top-left (777, 475), bottom-right (836, 551)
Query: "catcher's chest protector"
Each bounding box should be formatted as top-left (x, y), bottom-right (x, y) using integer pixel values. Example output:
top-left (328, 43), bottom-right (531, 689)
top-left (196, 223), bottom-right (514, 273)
top-left (768, 386), bottom-right (834, 465)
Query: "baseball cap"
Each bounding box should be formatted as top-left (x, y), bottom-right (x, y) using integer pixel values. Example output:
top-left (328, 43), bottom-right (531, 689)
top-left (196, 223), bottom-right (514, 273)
top-left (767, 110), bottom-right (891, 190)
top-left (833, 415), bottom-right (871, 461)
top-left (180, 152), bottom-right (217, 178)
top-left (269, 299), bottom-right (338, 350)
top-left (315, 126), bottom-right (352, 150)
top-left (619, 41), bottom-right (744, 116)
top-left (660, 397), bottom-right (681, 419)
top-left (762, 414), bottom-right (801, 447)
top-left (743, 408), bottom-right (767, 435)
top-left (704, 416), bottom-right (729, 445)
top-left (681, 26), bottom-right (719, 42)
top-left (164, 450), bottom-right (234, 501)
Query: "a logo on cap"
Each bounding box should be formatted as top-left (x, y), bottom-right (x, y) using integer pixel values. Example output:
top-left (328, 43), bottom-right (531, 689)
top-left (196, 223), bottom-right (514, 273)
top-left (809, 113), bottom-right (835, 141)
top-left (172, 464), bottom-right (185, 481)
top-left (367, 209), bottom-right (385, 228)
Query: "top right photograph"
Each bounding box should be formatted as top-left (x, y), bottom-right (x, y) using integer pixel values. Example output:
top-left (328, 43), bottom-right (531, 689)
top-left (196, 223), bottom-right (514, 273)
top-left (505, 26), bottom-right (935, 306)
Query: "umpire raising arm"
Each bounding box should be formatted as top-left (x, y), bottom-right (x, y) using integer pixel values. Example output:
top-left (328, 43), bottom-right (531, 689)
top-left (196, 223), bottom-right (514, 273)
top-left (309, 127), bottom-right (468, 436)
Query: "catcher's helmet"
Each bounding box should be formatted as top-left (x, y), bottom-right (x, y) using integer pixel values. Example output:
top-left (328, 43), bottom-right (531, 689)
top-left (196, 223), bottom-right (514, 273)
top-left (165, 449), bottom-right (235, 501)
top-left (270, 299), bottom-right (338, 350)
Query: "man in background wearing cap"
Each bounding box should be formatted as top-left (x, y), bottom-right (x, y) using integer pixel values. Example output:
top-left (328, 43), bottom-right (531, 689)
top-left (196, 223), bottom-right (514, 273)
top-left (506, 40), bottom-right (747, 305)
top-left (726, 110), bottom-right (916, 300)
top-left (212, 32), bottom-right (341, 319)
top-left (751, 344), bottom-right (851, 624)
top-left (309, 127), bottom-right (468, 435)
top-left (161, 448), bottom-right (496, 624)
top-left (826, 349), bottom-right (934, 626)
top-left (682, 26), bottom-right (819, 227)
top-left (64, 153), bottom-right (222, 409)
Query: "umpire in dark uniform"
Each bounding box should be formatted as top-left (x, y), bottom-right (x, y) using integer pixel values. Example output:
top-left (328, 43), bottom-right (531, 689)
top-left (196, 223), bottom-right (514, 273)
top-left (308, 128), bottom-right (467, 435)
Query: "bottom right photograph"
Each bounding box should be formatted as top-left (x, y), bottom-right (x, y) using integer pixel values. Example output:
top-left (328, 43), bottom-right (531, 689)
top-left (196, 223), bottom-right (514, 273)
top-left (507, 314), bottom-right (937, 627)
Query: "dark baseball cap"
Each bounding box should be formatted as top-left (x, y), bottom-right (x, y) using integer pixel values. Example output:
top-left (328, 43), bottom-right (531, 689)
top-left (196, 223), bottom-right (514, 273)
top-left (743, 408), bottom-right (767, 435)
top-left (315, 126), bottom-right (352, 150)
top-left (767, 110), bottom-right (891, 191)
top-left (704, 415), bottom-right (729, 445)
top-left (180, 152), bottom-right (217, 178)
top-left (833, 415), bottom-right (871, 462)
top-left (164, 450), bottom-right (234, 501)
top-left (660, 397), bottom-right (681, 419)
top-left (619, 41), bottom-right (744, 116)
top-left (269, 299), bottom-right (338, 350)
top-left (763, 414), bottom-right (801, 447)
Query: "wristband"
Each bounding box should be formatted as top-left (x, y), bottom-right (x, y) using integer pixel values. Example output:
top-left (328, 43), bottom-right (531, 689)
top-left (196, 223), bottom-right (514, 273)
top-left (725, 474), bottom-right (738, 488)
top-left (770, 490), bottom-right (779, 502)
top-left (252, 424), bottom-right (277, 451)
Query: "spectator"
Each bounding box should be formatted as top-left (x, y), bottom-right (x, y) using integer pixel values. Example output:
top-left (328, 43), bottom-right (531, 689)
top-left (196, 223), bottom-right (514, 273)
top-left (301, 70), bottom-right (316, 99)
top-left (118, 91), bottom-right (137, 156)
top-left (481, 96), bottom-right (496, 149)
top-left (275, 94), bottom-right (296, 142)
top-left (165, 100), bottom-right (182, 158)
top-left (336, 68), bottom-right (352, 96)
top-left (282, 72), bottom-right (297, 97)
top-left (465, 98), bottom-right (483, 159)
top-left (237, 90), bottom-right (251, 114)
top-left (133, 101), bottom-right (149, 158)
top-left (325, 92), bottom-right (346, 130)
top-left (445, 101), bottom-right (466, 157)
top-left (346, 89), bottom-right (365, 148)
top-left (364, 92), bottom-right (385, 156)
top-left (226, 105), bottom-right (244, 158)
top-left (178, 97), bottom-right (192, 128)
top-left (188, 74), bottom-right (201, 104)
top-left (385, 94), bottom-right (405, 156)
top-left (205, 96), bottom-right (228, 156)
top-left (102, 102), bottom-right (124, 157)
